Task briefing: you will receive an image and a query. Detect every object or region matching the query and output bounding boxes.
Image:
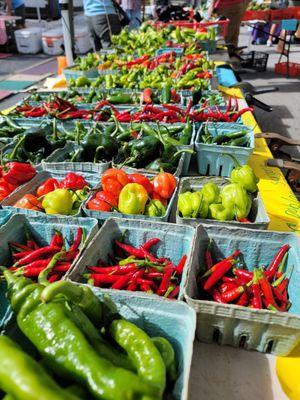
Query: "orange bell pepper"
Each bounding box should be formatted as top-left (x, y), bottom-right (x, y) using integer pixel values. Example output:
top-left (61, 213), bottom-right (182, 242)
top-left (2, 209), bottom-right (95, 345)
top-left (101, 168), bottom-right (129, 197)
top-left (153, 172), bottom-right (177, 200)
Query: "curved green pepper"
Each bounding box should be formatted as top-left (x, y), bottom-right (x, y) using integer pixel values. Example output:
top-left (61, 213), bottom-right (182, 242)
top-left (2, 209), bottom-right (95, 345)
top-left (152, 337), bottom-right (177, 383)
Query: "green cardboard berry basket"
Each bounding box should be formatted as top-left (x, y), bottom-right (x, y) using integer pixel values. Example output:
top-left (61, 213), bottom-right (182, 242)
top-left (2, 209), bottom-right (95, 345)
top-left (1, 170), bottom-right (100, 218)
top-left (65, 217), bottom-right (197, 301)
top-left (0, 213), bottom-right (98, 329)
top-left (184, 223), bottom-right (300, 356)
top-left (176, 176), bottom-right (270, 230)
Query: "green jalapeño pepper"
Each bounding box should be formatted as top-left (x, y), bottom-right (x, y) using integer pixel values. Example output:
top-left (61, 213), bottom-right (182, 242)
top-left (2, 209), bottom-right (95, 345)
top-left (118, 183), bottom-right (148, 215)
top-left (178, 191), bottom-right (208, 219)
top-left (0, 335), bottom-right (80, 400)
top-left (42, 189), bottom-right (74, 215)
top-left (220, 183), bottom-right (252, 219)
top-left (1, 270), bottom-right (158, 400)
top-left (145, 199), bottom-right (166, 217)
top-left (201, 182), bottom-right (221, 205)
top-left (228, 155), bottom-right (259, 193)
top-left (209, 203), bottom-right (235, 221)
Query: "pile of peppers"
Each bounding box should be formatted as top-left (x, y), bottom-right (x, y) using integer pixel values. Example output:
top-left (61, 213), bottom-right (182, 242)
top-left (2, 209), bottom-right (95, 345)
top-left (0, 162), bottom-right (36, 201)
top-left (178, 158), bottom-right (259, 222)
top-left (198, 242), bottom-right (291, 311)
top-left (0, 275), bottom-right (177, 399)
top-left (13, 172), bottom-right (90, 216)
top-left (85, 232), bottom-right (187, 298)
top-left (200, 122), bottom-right (250, 147)
top-left (87, 168), bottom-right (177, 217)
top-left (6, 227), bottom-right (84, 282)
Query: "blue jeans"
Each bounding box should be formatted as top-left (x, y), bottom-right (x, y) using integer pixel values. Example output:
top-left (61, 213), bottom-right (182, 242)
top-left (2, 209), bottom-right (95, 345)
top-left (126, 9), bottom-right (141, 30)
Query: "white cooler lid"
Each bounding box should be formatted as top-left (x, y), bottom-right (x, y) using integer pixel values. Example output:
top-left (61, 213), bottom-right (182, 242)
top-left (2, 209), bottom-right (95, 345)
top-left (15, 26), bottom-right (43, 36)
top-left (42, 28), bottom-right (63, 38)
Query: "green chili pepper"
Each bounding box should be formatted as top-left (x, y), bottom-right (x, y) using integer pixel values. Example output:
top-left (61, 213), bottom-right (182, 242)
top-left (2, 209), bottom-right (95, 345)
top-left (161, 83), bottom-right (171, 104)
top-left (2, 270), bottom-right (157, 400)
top-left (179, 119), bottom-right (192, 145)
top-left (110, 319), bottom-right (166, 398)
top-left (0, 335), bottom-right (80, 400)
top-left (151, 337), bottom-right (177, 383)
top-left (107, 94), bottom-right (133, 104)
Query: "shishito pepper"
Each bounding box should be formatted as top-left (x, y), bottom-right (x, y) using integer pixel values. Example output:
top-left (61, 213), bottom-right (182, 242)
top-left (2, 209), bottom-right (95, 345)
top-left (118, 183), bottom-right (148, 215)
top-left (228, 155), bottom-right (259, 193)
top-left (0, 335), bottom-right (80, 400)
top-left (42, 189), bottom-right (74, 215)
top-left (178, 191), bottom-right (208, 218)
top-left (209, 203), bottom-right (235, 221)
top-left (1, 270), bottom-right (158, 400)
top-left (201, 182), bottom-right (221, 205)
top-left (145, 199), bottom-right (166, 217)
top-left (220, 183), bottom-right (251, 219)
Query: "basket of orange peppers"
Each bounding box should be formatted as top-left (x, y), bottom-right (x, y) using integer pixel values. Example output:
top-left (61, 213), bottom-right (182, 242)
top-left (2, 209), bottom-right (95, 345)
top-left (85, 168), bottom-right (177, 222)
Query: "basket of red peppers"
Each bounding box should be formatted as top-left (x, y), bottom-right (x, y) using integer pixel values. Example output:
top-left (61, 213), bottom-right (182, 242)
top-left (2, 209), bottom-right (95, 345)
top-left (66, 217), bottom-right (196, 300)
top-left (0, 162), bottom-right (36, 202)
top-left (184, 224), bottom-right (300, 355)
top-left (84, 168), bottom-right (178, 222)
top-left (2, 170), bottom-right (98, 217)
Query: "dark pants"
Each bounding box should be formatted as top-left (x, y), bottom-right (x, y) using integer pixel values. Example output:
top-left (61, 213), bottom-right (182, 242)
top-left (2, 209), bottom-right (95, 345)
top-left (14, 4), bottom-right (25, 27)
top-left (85, 14), bottom-right (121, 51)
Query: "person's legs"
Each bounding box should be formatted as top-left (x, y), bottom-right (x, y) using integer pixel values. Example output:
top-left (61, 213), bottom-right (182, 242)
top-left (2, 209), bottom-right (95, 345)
top-left (14, 4), bottom-right (25, 28)
top-left (85, 15), bottom-right (102, 51)
top-left (126, 9), bottom-right (141, 30)
top-left (216, 0), bottom-right (249, 47)
top-left (91, 14), bottom-right (121, 49)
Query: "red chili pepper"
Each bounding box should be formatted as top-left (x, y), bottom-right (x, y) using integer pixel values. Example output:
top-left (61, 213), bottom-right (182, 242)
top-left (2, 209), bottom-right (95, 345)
top-left (167, 285), bottom-right (180, 299)
top-left (209, 287), bottom-right (224, 303)
top-left (88, 263), bottom-right (137, 275)
top-left (144, 272), bottom-right (163, 279)
top-left (24, 108), bottom-right (46, 117)
top-left (238, 218), bottom-right (250, 223)
top-left (219, 282), bottom-right (238, 293)
top-left (85, 273), bottom-right (119, 286)
top-left (48, 274), bottom-right (61, 283)
top-left (137, 278), bottom-right (155, 287)
top-left (256, 269), bottom-right (278, 309)
top-left (231, 107), bottom-right (254, 122)
top-left (141, 238), bottom-right (160, 251)
top-left (273, 286), bottom-right (288, 303)
top-left (115, 240), bottom-right (145, 258)
top-left (50, 231), bottom-right (64, 248)
top-left (140, 283), bottom-right (153, 292)
top-left (204, 257), bottom-right (238, 292)
top-left (275, 252), bottom-right (288, 279)
top-left (201, 252), bottom-right (239, 280)
top-left (12, 250), bottom-right (32, 260)
top-left (69, 228), bottom-right (83, 252)
top-left (156, 266), bottom-right (174, 296)
top-left (15, 246), bottom-right (61, 266)
top-left (233, 268), bottom-right (253, 282)
top-left (127, 269), bottom-right (144, 291)
top-left (277, 277), bottom-right (289, 293)
top-left (9, 242), bottom-right (32, 252)
top-left (250, 284), bottom-right (263, 309)
top-left (221, 285), bottom-right (245, 303)
top-left (265, 244), bottom-right (290, 280)
top-left (138, 247), bottom-right (158, 263)
top-left (175, 254), bottom-right (187, 275)
top-left (222, 276), bottom-right (237, 283)
top-left (111, 272), bottom-right (135, 290)
top-left (236, 291), bottom-right (249, 306)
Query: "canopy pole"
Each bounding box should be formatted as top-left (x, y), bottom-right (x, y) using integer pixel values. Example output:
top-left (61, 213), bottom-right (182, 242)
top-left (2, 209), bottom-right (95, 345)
top-left (59, 0), bottom-right (74, 66)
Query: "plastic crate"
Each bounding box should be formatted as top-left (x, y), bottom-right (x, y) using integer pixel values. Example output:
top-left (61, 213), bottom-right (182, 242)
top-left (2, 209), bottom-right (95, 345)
top-left (240, 51), bottom-right (269, 72)
top-left (1, 287), bottom-right (195, 400)
top-left (83, 172), bottom-right (178, 223)
top-left (176, 176), bottom-right (270, 229)
top-left (0, 213), bottom-right (98, 329)
top-left (63, 65), bottom-right (99, 82)
top-left (1, 170), bottom-right (100, 218)
top-left (41, 142), bottom-right (111, 174)
top-left (184, 224), bottom-right (300, 356)
top-left (242, 9), bottom-right (270, 21)
top-left (66, 217), bottom-right (197, 301)
top-left (275, 62), bottom-right (300, 77)
top-left (195, 122), bottom-right (254, 177)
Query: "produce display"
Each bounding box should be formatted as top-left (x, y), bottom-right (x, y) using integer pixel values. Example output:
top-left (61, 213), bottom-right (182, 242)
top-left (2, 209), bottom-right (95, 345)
top-left (5, 227), bottom-right (84, 282)
top-left (198, 242), bottom-right (291, 311)
top-left (178, 159), bottom-right (259, 221)
top-left (85, 231), bottom-right (186, 297)
top-left (0, 273), bottom-right (178, 399)
top-left (0, 162), bottom-right (36, 201)
top-left (199, 122), bottom-right (251, 147)
top-left (87, 169), bottom-right (177, 217)
top-left (12, 172), bottom-right (91, 215)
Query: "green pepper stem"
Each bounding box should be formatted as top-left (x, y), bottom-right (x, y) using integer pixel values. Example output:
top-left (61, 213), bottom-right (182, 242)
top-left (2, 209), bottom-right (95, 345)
top-left (52, 118), bottom-right (58, 141)
top-left (171, 148), bottom-right (194, 159)
top-left (9, 135), bottom-right (26, 160)
top-left (38, 251), bottom-right (65, 286)
top-left (93, 146), bottom-right (104, 163)
top-left (222, 153), bottom-right (241, 169)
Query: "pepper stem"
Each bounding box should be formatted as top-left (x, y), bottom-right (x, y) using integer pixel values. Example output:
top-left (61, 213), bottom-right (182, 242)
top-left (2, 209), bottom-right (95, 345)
top-left (9, 135), bottom-right (26, 160)
top-left (38, 251), bottom-right (65, 286)
top-left (222, 154), bottom-right (241, 169)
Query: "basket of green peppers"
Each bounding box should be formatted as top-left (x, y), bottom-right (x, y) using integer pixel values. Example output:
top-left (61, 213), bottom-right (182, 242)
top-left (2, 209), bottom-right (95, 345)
top-left (195, 122), bottom-right (254, 177)
top-left (63, 53), bottom-right (100, 82)
top-left (0, 274), bottom-right (195, 400)
top-left (176, 162), bottom-right (270, 229)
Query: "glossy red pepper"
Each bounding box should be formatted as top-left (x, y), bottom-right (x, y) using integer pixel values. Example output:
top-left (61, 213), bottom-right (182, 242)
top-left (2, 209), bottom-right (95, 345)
top-left (265, 244), bottom-right (290, 280)
top-left (60, 172), bottom-right (89, 190)
top-left (36, 178), bottom-right (60, 197)
top-left (127, 173), bottom-right (153, 194)
top-left (2, 162), bottom-right (36, 186)
top-left (204, 259), bottom-right (237, 291)
top-left (101, 168), bottom-right (129, 197)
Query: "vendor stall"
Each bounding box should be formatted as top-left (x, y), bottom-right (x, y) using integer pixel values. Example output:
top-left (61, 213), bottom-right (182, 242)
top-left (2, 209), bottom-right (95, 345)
top-left (0, 14), bottom-right (298, 400)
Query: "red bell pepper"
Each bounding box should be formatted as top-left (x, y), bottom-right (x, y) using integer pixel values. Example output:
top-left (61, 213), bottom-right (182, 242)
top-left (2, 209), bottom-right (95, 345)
top-left (36, 178), bottom-right (60, 197)
top-left (60, 172), bottom-right (89, 190)
top-left (2, 162), bottom-right (36, 185)
top-left (101, 168), bottom-right (129, 197)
